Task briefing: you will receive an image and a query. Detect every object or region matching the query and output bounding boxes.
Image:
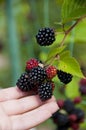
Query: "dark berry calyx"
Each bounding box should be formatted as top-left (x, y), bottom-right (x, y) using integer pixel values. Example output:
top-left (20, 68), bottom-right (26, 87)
top-left (36, 27), bottom-right (55, 46)
top-left (38, 82), bottom-right (53, 101)
top-left (57, 70), bottom-right (73, 84)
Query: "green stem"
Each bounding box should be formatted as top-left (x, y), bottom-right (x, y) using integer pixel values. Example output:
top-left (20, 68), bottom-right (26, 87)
top-left (60, 16), bottom-right (86, 47)
top-left (69, 22), bottom-right (75, 56)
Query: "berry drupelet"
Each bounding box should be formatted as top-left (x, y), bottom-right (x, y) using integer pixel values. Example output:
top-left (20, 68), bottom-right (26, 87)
top-left (57, 70), bottom-right (73, 84)
top-left (38, 82), bottom-right (53, 101)
top-left (16, 72), bottom-right (31, 92)
top-left (36, 27), bottom-right (55, 46)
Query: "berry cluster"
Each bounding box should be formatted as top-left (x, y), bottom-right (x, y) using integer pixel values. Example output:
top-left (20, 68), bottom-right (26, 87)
top-left (79, 78), bottom-right (86, 95)
top-left (16, 58), bottom-right (57, 101)
top-left (16, 57), bottom-right (73, 101)
top-left (52, 98), bottom-right (84, 130)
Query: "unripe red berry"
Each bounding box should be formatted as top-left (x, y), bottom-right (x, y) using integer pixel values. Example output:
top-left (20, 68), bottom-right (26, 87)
top-left (26, 58), bottom-right (38, 71)
top-left (73, 97), bottom-right (82, 104)
top-left (46, 65), bottom-right (57, 79)
top-left (68, 114), bottom-right (77, 122)
top-left (57, 99), bottom-right (64, 109)
top-left (79, 78), bottom-right (86, 86)
top-left (71, 123), bottom-right (79, 130)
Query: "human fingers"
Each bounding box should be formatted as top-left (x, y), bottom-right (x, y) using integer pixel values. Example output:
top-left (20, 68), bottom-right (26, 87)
top-left (11, 101), bottom-right (59, 130)
top-left (1, 95), bottom-right (56, 116)
top-left (0, 106), bottom-right (11, 130)
top-left (0, 86), bottom-right (30, 101)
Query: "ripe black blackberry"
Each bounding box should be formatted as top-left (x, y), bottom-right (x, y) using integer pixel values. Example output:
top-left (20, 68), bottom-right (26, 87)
top-left (36, 27), bottom-right (55, 46)
top-left (16, 72), bottom-right (31, 92)
top-left (28, 66), bottom-right (47, 88)
top-left (57, 70), bottom-right (73, 84)
top-left (38, 82), bottom-right (52, 101)
top-left (79, 85), bottom-right (86, 95)
top-left (63, 99), bottom-right (75, 113)
top-left (71, 108), bottom-right (84, 121)
top-left (54, 112), bottom-right (69, 126)
top-left (57, 125), bottom-right (69, 130)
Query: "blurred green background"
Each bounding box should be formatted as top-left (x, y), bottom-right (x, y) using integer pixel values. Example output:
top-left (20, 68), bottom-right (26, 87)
top-left (0, 0), bottom-right (86, 129)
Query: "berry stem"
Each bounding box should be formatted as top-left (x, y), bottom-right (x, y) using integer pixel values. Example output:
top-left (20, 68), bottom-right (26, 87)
top-left (60, 16), bottom-right (86, 46)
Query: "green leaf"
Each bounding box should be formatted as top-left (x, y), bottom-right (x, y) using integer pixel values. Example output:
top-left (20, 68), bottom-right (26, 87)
top-left (47, 45), bottom-right (66, 59)
top-left (58, 51), bottom-right (84, 78)
top-left (65, 77), bottom-right (80, 98)
top-left (62, 0), bottom-right (86, 23)
top-left (60, 50), bottom-right (70, 58)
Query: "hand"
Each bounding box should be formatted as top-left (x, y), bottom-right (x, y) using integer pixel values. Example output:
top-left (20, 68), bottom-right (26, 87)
top-left (0, 86), bottom-right (59, 130)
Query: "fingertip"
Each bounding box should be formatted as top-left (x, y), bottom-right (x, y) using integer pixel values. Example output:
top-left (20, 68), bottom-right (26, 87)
top-left (48, 101), bottom-right (59, 115)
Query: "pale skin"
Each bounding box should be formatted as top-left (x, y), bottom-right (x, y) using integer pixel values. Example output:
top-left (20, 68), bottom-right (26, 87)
top-left (0, 86), bottom-right (59, 130)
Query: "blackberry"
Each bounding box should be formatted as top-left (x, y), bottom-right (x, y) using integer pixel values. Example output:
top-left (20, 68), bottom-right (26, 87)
top-left (46, 65), bottom-right (57, 79)
top-left (55, 112), bottom-right (69, 126)
top-left (71, 108), bottom-right (84, 120)
top-left (36, 27), bottom-right (55, 46)
top-left (68, 114), bottom-right (77, 122)
top-left (79, 85), bottom-right (86, 95)
top-left (79, 78), bottom-right (86, 86)
top-left (28, 66), bottom-right (47, 88)
top-left (16, 72), bottom-right (31, 92)
top-left (63, 99), bottom-right (75, 113)
top-left (57, 99), bottom-right (64, 109)
top-left (38, 82), bottom-right (52, 101)
top-left (57, 70), bottom-right (73, 84)
top-left (73, 97), bottom-right (82, 104)
top-left (71, 123), bottom-right (79, 130)
top-left (26, 58), bottom-right (39, 72)
top-left (57, 125), bottom-right (69, 130)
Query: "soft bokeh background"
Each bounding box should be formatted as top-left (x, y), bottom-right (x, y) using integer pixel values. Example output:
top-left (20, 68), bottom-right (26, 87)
top-left (0, 0), bottom-right (86, 130)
